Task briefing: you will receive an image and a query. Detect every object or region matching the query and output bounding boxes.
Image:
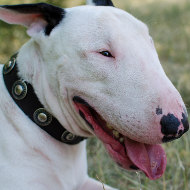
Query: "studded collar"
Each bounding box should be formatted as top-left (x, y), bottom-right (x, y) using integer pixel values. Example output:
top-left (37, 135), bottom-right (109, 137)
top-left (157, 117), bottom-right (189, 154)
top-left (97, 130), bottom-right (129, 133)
top-left (3, 54), bottom-right (86, 145)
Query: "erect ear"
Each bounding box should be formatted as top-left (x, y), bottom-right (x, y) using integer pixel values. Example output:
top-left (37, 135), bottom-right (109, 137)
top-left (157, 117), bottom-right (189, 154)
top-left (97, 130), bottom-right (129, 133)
top-left (0, 3), bottom-right (65, 36)
top-left (86, 0), bottom-right (114, 7)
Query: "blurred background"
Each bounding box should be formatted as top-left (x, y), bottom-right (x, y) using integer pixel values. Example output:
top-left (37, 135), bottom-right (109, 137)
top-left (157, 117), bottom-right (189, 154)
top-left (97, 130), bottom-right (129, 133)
top-left (0, 0), bottom-right (189, 189)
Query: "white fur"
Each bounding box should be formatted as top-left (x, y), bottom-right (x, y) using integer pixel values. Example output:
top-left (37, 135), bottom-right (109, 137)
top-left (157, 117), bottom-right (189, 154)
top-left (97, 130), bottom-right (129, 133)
top-left (0, 65), bottom-right (116, 190)
top-left (0, 3), bottom-right (187, 190)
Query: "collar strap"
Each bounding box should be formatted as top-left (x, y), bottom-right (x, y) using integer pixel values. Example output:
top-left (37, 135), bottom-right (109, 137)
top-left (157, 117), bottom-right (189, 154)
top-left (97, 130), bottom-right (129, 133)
top-left (3, 54), bottom-right (86, 145)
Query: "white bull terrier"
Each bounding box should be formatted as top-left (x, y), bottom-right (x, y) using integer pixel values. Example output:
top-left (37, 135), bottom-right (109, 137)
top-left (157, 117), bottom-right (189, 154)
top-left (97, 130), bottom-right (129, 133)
top-left (0, 0), bottom-right (189, 189)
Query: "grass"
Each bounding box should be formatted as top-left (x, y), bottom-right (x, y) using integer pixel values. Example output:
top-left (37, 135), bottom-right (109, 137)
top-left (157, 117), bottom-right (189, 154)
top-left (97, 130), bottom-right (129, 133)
top-left (0, 0), bottom-right (189, 189)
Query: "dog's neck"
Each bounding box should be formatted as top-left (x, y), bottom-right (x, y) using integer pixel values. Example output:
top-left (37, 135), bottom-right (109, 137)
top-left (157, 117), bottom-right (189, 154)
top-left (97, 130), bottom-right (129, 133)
top-left (0, 68), bottom-right (88, 185)
top-left (15, 40), bottom-right (92, 138)
top-left (3, 54), bottom-right (86, 144)
top-left (17, 40), bottom-right (65, 127)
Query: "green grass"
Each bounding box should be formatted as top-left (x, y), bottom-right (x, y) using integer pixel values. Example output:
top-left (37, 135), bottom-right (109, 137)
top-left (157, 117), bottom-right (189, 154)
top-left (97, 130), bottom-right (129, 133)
top-left (0, 0), bottom-right (189, 189)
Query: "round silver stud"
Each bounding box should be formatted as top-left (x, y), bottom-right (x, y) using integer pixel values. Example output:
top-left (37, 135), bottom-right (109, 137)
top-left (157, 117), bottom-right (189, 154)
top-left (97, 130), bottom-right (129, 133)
top-left (61, 131), bottom-right (77, 143)
top-left (12, 80), bottom-right (27, 100)
top-left (33, 108), bottom-right (52, 126)
top-left (3, 58), bottom-right (16, 74)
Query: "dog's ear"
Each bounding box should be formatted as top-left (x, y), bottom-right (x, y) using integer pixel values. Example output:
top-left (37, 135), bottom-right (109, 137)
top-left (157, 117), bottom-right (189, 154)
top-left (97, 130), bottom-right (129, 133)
top-left (0, 3), bottom-right (65, 36)
top-left (86, 0), bottom-right (114, 7)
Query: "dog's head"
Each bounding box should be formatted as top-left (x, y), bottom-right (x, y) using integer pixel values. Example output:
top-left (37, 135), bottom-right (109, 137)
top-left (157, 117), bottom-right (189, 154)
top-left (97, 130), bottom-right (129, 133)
top-left (0, 0), bottom-right (189, 180)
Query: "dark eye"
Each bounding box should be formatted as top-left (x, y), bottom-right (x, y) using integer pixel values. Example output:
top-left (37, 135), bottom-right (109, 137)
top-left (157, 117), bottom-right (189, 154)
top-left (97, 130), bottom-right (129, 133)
top-left (99, 51), bottom-right (113, 58)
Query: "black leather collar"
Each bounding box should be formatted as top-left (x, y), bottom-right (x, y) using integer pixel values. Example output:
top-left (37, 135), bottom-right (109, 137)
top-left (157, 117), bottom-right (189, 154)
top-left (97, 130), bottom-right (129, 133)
top-left (3, 54), bottom-right (86, 145)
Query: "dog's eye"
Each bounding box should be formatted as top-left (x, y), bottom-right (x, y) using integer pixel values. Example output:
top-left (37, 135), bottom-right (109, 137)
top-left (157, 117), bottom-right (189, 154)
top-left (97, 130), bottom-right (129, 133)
top-left (99, 51), bottom-right (113, 58)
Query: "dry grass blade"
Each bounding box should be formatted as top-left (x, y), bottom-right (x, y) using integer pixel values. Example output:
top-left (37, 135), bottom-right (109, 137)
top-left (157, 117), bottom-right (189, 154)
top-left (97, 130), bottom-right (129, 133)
top-left (96, 175), bottom-right (106, 190)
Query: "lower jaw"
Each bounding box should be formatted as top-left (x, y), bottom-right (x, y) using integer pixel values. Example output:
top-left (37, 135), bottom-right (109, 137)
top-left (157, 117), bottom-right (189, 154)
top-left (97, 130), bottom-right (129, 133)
top-left (89, 119), bottom-right (137, 171)
top-left (73, 96), bottom-right (138, 168)
top-left (73, 96), bottom-right (166, 180)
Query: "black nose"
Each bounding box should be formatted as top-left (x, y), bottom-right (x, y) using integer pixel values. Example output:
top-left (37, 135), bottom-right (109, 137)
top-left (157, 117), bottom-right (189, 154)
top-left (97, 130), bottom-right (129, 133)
top-left (161, 113), bottom-right (189, 143)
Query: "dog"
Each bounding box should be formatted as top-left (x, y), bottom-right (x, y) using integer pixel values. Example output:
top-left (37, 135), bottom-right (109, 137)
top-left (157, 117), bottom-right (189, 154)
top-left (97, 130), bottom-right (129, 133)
top-left (0, 0), bottom-right (189, 189)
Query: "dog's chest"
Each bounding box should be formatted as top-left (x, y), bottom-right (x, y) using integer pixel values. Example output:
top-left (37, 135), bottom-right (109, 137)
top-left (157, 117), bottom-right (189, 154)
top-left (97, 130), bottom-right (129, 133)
top-left (0, 65), bottom-right (88, 190)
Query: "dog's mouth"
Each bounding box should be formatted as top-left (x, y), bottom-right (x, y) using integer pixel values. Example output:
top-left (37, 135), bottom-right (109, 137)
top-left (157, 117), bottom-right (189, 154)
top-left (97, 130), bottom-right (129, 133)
top-left (73, 96), bottom-right (167, 180)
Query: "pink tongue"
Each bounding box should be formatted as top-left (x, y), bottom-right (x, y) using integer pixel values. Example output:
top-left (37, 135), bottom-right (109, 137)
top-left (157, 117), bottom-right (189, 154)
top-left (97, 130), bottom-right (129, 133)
top-left (73, 102), bottom-right (167, 180)
top-left (125, 138), bottom-right (167, 180)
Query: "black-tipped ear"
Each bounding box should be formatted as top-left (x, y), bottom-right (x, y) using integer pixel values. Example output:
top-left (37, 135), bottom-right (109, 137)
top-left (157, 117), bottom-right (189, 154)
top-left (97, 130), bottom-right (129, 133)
top-left (86, 0), bottom-right (114, 7)
top-left (0, 3), bottom-right (65, 36)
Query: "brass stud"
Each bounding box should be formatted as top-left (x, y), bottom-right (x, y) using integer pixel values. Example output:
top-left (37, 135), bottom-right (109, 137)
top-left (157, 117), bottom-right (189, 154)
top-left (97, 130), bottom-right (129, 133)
top-left (61, 131), bottom-right (77, 143)
top-left (12, 80), bottom-right (27, 100)
top-left (33, 108), bottom-right (52, 127)
top-left (3, 58), bottom-right (16, 74)
top-left (38, 113), bottom-right (48, 123)
top-left (66, 133), bottom-right (75, 141)
top-left (14, 85), bottom-right (24, 96)
top-left (6, 61), bottom-right (12, 68)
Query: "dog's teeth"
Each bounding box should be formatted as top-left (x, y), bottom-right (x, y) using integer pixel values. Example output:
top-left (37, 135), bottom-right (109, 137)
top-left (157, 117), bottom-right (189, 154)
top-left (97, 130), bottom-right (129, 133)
top-left (113, 130), bottom-right (120, 138)
top-left (119, 137), bottom-right (124, 143)
top-left (107, 124), bottom-right (113, 130)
